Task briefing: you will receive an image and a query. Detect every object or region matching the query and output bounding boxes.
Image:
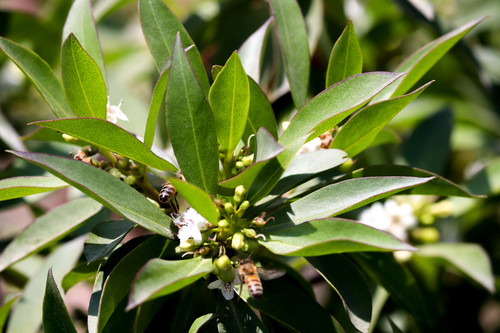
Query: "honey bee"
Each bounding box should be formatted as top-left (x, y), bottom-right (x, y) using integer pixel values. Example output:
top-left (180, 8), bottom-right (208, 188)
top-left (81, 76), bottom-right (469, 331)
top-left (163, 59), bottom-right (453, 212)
top-left (159, 182), bottom-right (178, 213)
top-left (238, 259), bottom-right (285, 300)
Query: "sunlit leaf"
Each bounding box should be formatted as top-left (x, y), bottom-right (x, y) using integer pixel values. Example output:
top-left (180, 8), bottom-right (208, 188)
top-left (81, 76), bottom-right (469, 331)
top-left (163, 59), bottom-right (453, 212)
top-left (166, 34), bottom-right (219, 195)
top-left (144, 66), bottom-right (169, 149)
top-left (62, 261), bottom-right (101, 292)
top-left (261, 218), bottom-right (415, 256)
top-left (0, 294), bottom-right (20, 331)
top-left (31, 118), bottom-right (177, 171)
top-left (0, 37), bottom-right (74, 118)
top-left (84, 220), bottom-right (136, 263)
top-left (127, 257), bottom-right (213, 310)
top-left (0, 198), bottom-right (101, 272)
top-left (269, 176), bottom-right (433, 227)
top-left (270, 0), bottom-right (310, 108)
top-left (244, 77), bottom-right (279, 141)
top-left (42, 269), bottom-right (77, 333)
top-left (326, 20), bottom-right (362, 87)
top-left (0, 176), bottom-right (68, 201)
top-left (8, 151), bottom-right (173, 238)
top-left (61, 34), bottom-right (107, 119)
top-left (238, 18), bottom-right (272, 84)
top-left (168, 178), bottom-right (218, 224)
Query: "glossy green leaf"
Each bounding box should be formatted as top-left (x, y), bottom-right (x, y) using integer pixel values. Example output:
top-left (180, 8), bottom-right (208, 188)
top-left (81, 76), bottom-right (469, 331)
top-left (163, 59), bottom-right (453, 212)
top-left (0, 294), bottom-right (20, 331)
top-left (279, 72), bottom-right (404, 147)
top-left (244, 277), bottom-right (337, 332)
top-left (84, 219), bottom-right (136, 263)
top-left (62, 261), bottom-right (102, 292)
top-left (61, 34), bottom-right (107, 119)
top-left (351, 252), bottom-right (430, 327)
top-left (0, 37), bottom-right (74, 118)
top-left (332, 82), bottom-right (431, 157)
top-left (0, 176), bottom-right (68, 201)
top-left (96, 236), bottom-right (166, 332)
top-left (31, 118), bottom-right (177, 171)
top-left (8, 151), bottom-right (173, 238)
top-left (6, 237), bottom-right (84, 333)
top-left (88, 270), bottom-right (104, 333)
top-left (244, 77), bottom-right (279, 141)
top-left (350, 165), bottom-right (481, 198)
top-left (168, 178), bottom-right (218, 224)
top-left (373, 17), bottom-right (485, 101)
top-left (216, 298), bottom-right (268, 333)
top-left (144, 66), bottom-right (170, 149)
top-left (0, 198), bottom-right (101, 272)
top-left (21, 127), bottom-right (86, 145)
top-left (62, 0), bottom-right (105, 76)
top-left (326, 20), bottom-right (362, 87)
top-left (189, 314), bottom-right (219, 333)
top-left (127, 257), bottom-right (213, 310)
top-left (139, 0), bottom-right (209, 93)
top-left (218, 128), bottom-right (284, 194)
top-left (269, 176), bottom-right (433, 228)
top-left (209, 51), bottom-right (250, 155)
top-left (270, 0), bottom-right (310, 108)
top-left (238, 18), bottom-right (272, 84)
top-left (403, 108), bottom-right (452, 174)
top-left (42, 269), bottom-right (77, 333)
top-left (260, 218), bottom-right (415, 256)
top-left (166, 35), bottom-right (219, 196)
top-left (416, 243), bottom-right (494, 293)
top-left (307, 254), bottom-right (371, 332)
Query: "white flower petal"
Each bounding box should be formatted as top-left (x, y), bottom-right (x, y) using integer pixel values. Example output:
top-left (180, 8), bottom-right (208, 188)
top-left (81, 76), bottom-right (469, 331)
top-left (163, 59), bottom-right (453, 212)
top-left (220, 282), bottom-right (235, 300)
top-left (207, 280), bottom-right (223, 289)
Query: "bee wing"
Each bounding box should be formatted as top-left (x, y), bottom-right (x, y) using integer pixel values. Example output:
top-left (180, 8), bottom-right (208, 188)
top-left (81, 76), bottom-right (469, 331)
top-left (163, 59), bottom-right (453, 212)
top-left (257, 267), bottom-right (286, 280)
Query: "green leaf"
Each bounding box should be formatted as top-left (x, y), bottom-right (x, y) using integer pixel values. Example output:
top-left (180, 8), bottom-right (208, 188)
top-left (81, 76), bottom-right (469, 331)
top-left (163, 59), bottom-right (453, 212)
top-left (0, 176), bottom-right (68, 201)
top-left (260, 218), bottom-right (415, 256)
top-left (61, 261), bottom-right (101, 292)
top-left (403, 108), bottom-right (452, 174)
top-left (218, 128), bottom-right (284, 195)
top-left (144, 66), bottom-right (170, 149)
top-left (269, 176), bottom-right (433, 228)
top-left (8, 151), bottom-right (173, 238)
top-left (139, 0), bottom-right (209, 93)
top-left (21, 126), bottom-right (86, 145)
top-left (269, 0), bottom-right (310, 108)
top-left (279, 72), bottom-right (404, 147)
top-left (6, 237), bottom-right (84, 333)
top-left (96, 235), bottom-right (166, 332)
top-left (416, 243), bottom-right (494, 293)
top-left (244, 77), bottom-right (279, 141)
top-left (326, 20), bottom-right (362, 87)
top-left (350, 165), bottom-right (481, 198)
top-left (351, 252), bottom-right (430, 327)
top-left (216, 298), bottom-right (268, 333)
top-left (373, 16), bottom-right (486, 101)
top-left (244, 277), bottom-right (338, 332)
top-left (189, 314), bottom-right (220, 333)
top-left (62, 0), bottom-right (105, 77)
top-left (332, 82), bottom-right (431, 157)
top-left (168, 178), bottom-right (218, 224)
top-left (42, 269), bottom-right (77, 333)
top-left (209, 51), bottom-right (250, 156)
top-left (61, 34), bottom-right (107, 119)
top-left (84, 219), bottom-right (136, 263)
top-left (31, 118), bottom-right (177, 171)
top-left (307, 255), bottom-right (371, 333)
top-left (127, 257), bottom-right (213, 310)
top-left (0, 198), bottom-right (101, 272)
top-left (0, 37), bottom-right (74, 118)
top-left (0, 294), bottom-right (20, 331)
top-left (166, 35), bottom-right (219, 195)
top-left (238, 18), bottom-right (272, 84)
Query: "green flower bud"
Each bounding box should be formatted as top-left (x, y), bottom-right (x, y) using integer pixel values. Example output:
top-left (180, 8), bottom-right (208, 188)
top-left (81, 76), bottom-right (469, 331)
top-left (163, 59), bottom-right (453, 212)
top-left (235, 161), bottom-right (245, 170)
top-left (411, 227), bottom-right (440, 243)
top-left (62, 133), bottom-right (79, 143)
top-left (429, 200), bottom-right (453, 218)
top-left (218, 219), bottom-right (229, 228)
top-left (241, 155), bottom-right (254, 166)
top-left (116, 158), bottom-right (129, 170)
top-left (224, 202), bottom-right (234, 215)
top-left (214, 255), bottom-right (233, 278)
top-left (235, 185), bottom-right (246, 198)
top-left (124, 175), bottom-right (136, 185)
top-left (231, 167), bottom-right (238, 175)
top-left (231, 233), bottom-right (245, 250)
top-left (236, 201), bottom-right (250, 217)
top-left (195, 246), bottom-right (211, 257)
top-left (242, 228), bottom-right (256, 238)
top-left (339, 158), bottom-right (354, 172)
top-left (179, 239), bottom-right (197, 251)
top-left (109, 168), bottom-right (122, 179)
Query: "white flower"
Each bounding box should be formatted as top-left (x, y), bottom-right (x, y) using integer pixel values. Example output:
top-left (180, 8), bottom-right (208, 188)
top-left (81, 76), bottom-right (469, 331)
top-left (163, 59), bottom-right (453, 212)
top-left (359, 199), bottom-right (417, 240)
top-left (173, 207), bottom-right (210, 245)
top-left (106, 97), bottom-right (128, 124)
top-left (207, 275), bottom-right (241, 300)
top-left (297, 137), bottom-right (322, 155)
